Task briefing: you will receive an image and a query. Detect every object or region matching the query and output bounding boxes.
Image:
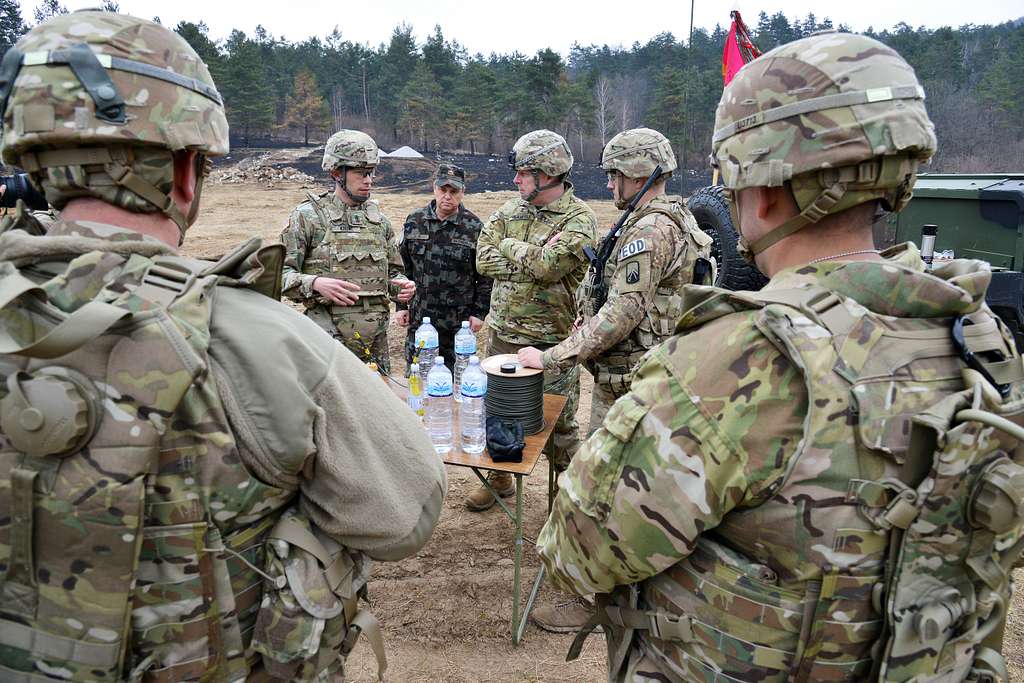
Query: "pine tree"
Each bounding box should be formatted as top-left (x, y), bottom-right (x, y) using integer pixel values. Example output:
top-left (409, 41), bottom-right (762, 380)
top-left (220, 30), bottom-right (274, 145)
top-left (0, 0), bottom-right (28, 55)
top-left (284, 69), bottom-right (329, 145)
top-left (398, 62), bottom-right (443, 151)
top-left (32, 0), bottom-right (66, 24)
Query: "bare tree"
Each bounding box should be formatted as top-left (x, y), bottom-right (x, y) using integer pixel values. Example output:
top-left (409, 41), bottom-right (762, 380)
top-left (609, 73), bottom-right (648, 131)
top-left (593, 75), bottom-right (615, 146)
top-left (330, 85), bottom-right (347, 131)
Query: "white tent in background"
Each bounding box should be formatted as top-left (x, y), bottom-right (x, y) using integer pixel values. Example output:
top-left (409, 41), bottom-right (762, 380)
top-left (383, 145), bottom-right (425, 159)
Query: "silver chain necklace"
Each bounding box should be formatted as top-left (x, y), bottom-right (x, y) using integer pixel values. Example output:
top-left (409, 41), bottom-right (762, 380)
top-left (808, 249), bottom-right (880, 264)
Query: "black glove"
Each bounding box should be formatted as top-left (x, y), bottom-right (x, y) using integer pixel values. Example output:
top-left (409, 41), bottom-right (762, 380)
top-left (486, 416), bottom-right (525, 463)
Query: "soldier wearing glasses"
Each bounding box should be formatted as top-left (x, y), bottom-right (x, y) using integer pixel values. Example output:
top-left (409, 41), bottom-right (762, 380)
top-left (281, 130), bottom-right (415, 372)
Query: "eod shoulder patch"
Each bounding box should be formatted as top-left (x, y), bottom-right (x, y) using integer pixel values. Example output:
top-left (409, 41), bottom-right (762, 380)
top-left (619, 238), bottom-right (647, 260)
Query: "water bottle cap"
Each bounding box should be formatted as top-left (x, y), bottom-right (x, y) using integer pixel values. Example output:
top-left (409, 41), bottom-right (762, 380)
top-left (410, 363), bottom-right (419, 372)
top-left (423, 316), bottom-right (431, 323)
top-left (434, 357), bottom-right (445, 365)
top-left (469, 356), bottom-right (479, 364)
top-left (462, 321), bottom-right (470, 328)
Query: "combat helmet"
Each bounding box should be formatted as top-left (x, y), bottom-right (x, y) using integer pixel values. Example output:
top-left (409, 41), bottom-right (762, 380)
top-left (711, 31), bottom-right (936, 256)
top-left (322, 129), bottom-right (380, 203)
top-left (0, 10), bottom-right (228, 243)
top-left (508, 129), bottom-right (573, 202)
top-left (602, 127), bottom-right (677, 209)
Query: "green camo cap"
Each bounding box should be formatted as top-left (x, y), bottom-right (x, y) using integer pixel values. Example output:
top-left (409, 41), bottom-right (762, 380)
top-left (434, 164), bottom-right (466, 190)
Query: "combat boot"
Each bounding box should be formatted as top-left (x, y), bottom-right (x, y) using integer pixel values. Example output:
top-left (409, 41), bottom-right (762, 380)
top-left (465, 471), bottom-right (516, 511)
top-left (531, 596), bottom-right (600, 633)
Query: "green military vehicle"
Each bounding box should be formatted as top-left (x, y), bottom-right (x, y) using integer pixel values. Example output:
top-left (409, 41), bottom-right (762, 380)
top-left (687, 173), bottom-right (1024, 347)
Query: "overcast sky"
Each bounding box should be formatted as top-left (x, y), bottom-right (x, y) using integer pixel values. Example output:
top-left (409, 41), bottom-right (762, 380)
top-left (56, 0), bottom-right (1024, 56)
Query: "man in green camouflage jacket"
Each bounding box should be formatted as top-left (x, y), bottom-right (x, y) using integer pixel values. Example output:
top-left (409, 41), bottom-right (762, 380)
top-left (471, 129), bottom-right (597, 511)
top-left (280, 130), bottom-right (415, 373)
top-left (0, 12), bottom-right (445, 681)
top-left (539, 33), bottom-right (1024, 683)
top-left (396, 164), bottom-right (491, 368)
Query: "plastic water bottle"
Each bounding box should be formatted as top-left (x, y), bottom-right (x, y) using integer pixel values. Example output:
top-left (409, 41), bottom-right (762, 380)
top-left (414, 317), bottom-right (439, 382)
top-left (407, 362), bottom-right (424, 419)
top-left (459, 356), bottom-right (487, 454)
top-left (426, 356), bottom-right (453, 454)
top-left (453, 321), bottom-right (477, 404)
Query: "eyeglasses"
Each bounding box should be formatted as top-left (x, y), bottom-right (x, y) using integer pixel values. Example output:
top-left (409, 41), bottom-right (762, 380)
top-left (350, 168), bottom-right (375, 179)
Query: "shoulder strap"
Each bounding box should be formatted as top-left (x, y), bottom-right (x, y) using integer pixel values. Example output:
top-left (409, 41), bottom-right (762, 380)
top-left (0, 254), bottom-right (211, 359)
top-left (305, 190), bottom-right (332, 229)
top-left (202, 237), bottom-right (285, 300)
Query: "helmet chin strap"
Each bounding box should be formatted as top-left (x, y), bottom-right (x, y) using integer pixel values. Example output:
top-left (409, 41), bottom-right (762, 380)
top-left (524, 169), bottom-right (562, 204)
top-left (615, 174), bottom-right (636, 210)
top-left (336, 167), bottom-right (369, 204)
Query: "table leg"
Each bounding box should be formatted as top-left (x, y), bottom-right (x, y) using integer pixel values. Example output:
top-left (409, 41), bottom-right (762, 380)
top-left (511, 473), bottom-right (524, 644)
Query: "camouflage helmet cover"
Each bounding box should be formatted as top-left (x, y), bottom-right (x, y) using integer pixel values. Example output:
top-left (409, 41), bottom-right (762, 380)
top-left (711, 32), bottom-right (936, 232)
top-left (602, 127), bottom-right (677, 178)
top-left (322, 130), bottom-right (380, 172)
top-left (1, 10), bottom-right (228, 163)
top-left (510, 129), bottom-right (573, 177)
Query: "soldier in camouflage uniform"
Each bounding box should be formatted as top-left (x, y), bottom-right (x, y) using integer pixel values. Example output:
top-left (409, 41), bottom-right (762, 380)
top-left (519, 128), bottom-right (713, 435)
top-left (471, 130), bottom-right (597, 511)
top-left (539, 33), bottom-right (1024, 683)
top-left (0, 12), bottom-right (445, 682)
top-left (521, 128), bottom-right (713, 633)
top-left (280, 130), bottom-right (415, 373)
top-left (396, 164), bottom-right (491, 369)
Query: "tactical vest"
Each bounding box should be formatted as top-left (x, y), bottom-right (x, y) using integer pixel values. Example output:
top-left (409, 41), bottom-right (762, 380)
top-left (303, 191), bottom-right (390, 300)
top-left (583, 199), bottom-right (713, 394)
top-left (574, 283), bottom-right (1024, 683)
top-left (0, 238), bottom-right (383, 682)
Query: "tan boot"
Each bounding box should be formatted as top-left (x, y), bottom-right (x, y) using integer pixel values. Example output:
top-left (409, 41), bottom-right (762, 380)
top-left (530, 596), bottom-right (600, 634)
top-left (465, 471), bottom-right (516, 511)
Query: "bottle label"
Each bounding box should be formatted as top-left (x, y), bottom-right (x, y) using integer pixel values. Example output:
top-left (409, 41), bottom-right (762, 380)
top-left (408, 396), bottom-right (423, 416)
top-left (427, 379), bottom-right (453, 397)
top-left (416, 335), bottom-right (439, 350)
top-left (455, 337), bottom-right (477, 354)
top-left (460, 375), bottom-right (487, 398)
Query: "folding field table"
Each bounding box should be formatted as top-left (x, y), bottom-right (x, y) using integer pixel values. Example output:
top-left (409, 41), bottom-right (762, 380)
top-left (389, 381), bottom-right (566, 643)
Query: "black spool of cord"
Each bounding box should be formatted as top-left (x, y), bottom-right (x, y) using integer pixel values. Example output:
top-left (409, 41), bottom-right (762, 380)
top-left (482, 354), bottom-right (545, 435)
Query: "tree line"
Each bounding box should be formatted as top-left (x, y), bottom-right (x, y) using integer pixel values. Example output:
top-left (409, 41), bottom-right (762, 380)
top-left (1, 1), bottom-right (1022, 172)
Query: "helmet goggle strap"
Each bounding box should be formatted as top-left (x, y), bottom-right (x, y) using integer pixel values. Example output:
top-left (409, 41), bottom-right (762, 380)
top-left (18, 146), bottom-right (196, 245)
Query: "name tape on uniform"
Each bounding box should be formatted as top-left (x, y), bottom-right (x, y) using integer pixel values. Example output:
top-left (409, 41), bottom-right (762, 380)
top-left (620, 238), bottom-right (648, 260)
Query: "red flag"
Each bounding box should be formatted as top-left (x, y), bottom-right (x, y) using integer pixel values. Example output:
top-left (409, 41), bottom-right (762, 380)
top-left (722, 11), bottom-right (761, 85)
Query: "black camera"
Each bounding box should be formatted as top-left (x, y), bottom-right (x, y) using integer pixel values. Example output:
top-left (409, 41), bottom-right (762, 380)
top-left (0, 173), bottom-right (49, 210)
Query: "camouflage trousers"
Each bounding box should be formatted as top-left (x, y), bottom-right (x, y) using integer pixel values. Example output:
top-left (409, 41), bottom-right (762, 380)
top-left (304, 302), bottom-right (391, 374)
top-left (487, 331), bottom-right (580, 472)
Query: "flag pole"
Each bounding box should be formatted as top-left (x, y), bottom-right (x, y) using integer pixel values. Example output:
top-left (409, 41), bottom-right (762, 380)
top-left (680, 0), bottom-right (695, 195)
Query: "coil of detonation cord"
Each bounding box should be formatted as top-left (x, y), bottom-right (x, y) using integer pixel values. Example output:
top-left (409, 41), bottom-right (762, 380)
top-left (481, 354), bottom-right (545, 435)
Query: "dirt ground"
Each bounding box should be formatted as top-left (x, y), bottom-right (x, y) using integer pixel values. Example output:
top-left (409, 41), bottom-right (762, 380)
top-left (188, 178), bottom-right (1024, 683)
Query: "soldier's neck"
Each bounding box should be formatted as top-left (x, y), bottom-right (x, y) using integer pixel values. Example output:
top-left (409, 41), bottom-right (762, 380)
top-left (333, 185), bottom-right (362, 208)
top-left (61, 198), bottom-right (180, 249)
top-left (435, 203), bottom-right (458, 221)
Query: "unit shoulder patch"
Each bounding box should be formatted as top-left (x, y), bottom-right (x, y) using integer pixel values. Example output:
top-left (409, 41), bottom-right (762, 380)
top-left (619, 238), bottom-right (647, 260)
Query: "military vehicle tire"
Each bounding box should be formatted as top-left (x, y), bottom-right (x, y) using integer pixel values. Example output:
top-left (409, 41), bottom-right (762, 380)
top-left (687, 185), bottom-right (768, 291)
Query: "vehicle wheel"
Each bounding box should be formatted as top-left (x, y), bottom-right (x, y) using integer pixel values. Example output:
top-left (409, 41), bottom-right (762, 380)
top-left (686, 185), bottom-right (768, 291)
